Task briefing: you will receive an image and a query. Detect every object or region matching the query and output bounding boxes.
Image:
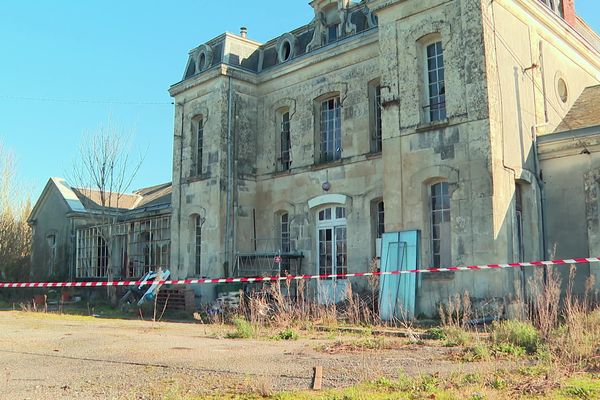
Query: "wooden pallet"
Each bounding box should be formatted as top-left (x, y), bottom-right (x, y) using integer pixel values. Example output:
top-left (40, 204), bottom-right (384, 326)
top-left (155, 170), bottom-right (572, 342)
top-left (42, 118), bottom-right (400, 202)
top-left (155, 288), bottom-right (195, 312)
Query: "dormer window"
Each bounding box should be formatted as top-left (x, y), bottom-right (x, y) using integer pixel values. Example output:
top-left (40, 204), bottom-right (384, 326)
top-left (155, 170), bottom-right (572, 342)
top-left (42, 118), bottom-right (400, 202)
top-left (277, 34), bottom-right (296, 63)
top-left (321, 3), bottom-right (341, 44)
top-left (327, 24), bottom-right (338, 43)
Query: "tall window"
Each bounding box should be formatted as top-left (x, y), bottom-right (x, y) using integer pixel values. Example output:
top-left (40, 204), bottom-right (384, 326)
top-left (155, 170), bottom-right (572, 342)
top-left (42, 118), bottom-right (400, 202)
top-left (317, 207), bottom-right (347, 277)
top-left (195, 118), bottom-right (204, 176)
top-left (426, 41), bottom-right (446, 122)
top-left (515, 184), bottom-right (524, 262)
top-left (370, 83), bottom-right (383, 153)
top-left (129, 217), bottom-right (171, 278)
top-left (279, 111), bottom-right (291, 171)
top-left (76, 227), bottom-right (109, 278)
top-left (46, 234), bottom-right (56, 275)
top-left (431, 182), bottom-right (451, 268)
top-left (377, 201), bottom-right (385, 238)
top-left (195, 215), bottom-right (202, 275)
top-left (280, 212), bottom-right (290, 253)
top-left (320, 97), bottom-right (342, 162)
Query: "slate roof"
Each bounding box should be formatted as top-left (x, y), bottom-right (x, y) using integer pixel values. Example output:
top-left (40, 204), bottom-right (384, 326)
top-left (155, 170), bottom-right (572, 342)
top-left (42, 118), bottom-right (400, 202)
top-left (71, 188), bottom-right (141, 210)
top-left (555, 85), bottom-right (600, 133)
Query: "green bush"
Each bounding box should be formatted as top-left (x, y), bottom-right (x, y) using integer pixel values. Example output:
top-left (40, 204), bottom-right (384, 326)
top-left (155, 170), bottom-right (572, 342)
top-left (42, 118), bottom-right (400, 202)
top-left (444, 326), bottom-right (471, 347)
top-left (464, 343), bottom-right (490, 361)
top-left (491, 342), bottom-right (526, 357)
top-left (425, 327), bottom-right (446, 340)
top-left (226, 317), bottom-right (254, 339)
top-left (272, 327), bottom-right (299, 341)
top-left (491, 320), bottom-right (540, 354)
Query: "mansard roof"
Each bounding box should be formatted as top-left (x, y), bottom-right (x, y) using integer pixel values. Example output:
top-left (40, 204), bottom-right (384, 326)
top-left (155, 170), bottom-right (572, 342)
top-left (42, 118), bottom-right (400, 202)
top-left (176, 0), bottom-right (377, 84)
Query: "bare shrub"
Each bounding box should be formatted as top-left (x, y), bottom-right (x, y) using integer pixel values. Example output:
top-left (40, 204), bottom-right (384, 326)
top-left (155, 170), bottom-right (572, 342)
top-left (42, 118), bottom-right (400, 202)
top-left (232, 278), bottom-right (381, 331)
top-left (0, 143), bottom-right (31, 283)
top-left (528, 267), bottom-right (561, 340)
top-left (439, 291), bottom-right (472, 328)
top-left (550, 272), bottom-right (599, 370)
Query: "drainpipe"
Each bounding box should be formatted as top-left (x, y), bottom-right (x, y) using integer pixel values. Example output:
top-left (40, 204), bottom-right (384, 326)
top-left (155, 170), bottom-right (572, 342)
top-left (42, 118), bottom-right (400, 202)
top-left (532, 127), bottom-right (548, 281)
top-left (177, 101), bottom-right (185, 279)
top-left (225, 77), bottom-right (234, 272)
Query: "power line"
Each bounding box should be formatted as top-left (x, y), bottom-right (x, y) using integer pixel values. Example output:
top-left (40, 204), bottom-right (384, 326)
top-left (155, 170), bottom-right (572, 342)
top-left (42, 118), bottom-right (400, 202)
top-left (0, 94), bottom-right (173, 106)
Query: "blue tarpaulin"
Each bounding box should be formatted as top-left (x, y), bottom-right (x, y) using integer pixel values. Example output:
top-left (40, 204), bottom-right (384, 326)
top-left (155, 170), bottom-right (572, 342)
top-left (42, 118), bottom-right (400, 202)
top-left (378, 230), bottom-right (420, 321)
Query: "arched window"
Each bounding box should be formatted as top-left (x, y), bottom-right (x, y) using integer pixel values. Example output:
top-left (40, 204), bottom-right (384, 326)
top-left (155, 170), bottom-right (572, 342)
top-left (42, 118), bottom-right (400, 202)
top-left (317, 206), bottom-right (347, 277)
top-left (430, 182), bottom-right (450, 267)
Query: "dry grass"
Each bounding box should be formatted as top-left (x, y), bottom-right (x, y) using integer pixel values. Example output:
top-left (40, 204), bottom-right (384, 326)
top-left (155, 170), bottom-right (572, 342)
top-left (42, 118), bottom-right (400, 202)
top-left (438, 291), bottom-right (472, 329)
top-left (224, 279), bottom-right (381, 332)
top-left (315, 336), bottom-right (404, 354)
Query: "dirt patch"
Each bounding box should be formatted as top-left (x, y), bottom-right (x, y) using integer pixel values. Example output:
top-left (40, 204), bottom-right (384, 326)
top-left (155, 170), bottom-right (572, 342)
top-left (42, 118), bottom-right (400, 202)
top-left (0, 311), bottom-right (512, 399)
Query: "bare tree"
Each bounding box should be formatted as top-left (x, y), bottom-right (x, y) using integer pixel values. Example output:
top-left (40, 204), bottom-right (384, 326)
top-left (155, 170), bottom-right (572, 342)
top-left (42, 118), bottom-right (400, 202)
top-left (0, 142), bottom-right (32, 282)
top-left (72, 121), bottom-right (144, 211)
top-left (69, 121), bottom-right (145, 304)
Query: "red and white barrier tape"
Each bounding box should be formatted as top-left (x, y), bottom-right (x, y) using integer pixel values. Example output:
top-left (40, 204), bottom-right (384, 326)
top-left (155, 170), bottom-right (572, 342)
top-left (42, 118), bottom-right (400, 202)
top-left (1, 257), bottom-right (598, 289)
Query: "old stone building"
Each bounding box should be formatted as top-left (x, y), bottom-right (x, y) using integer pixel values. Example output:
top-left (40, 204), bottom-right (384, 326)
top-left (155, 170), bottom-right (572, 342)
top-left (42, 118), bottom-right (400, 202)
top-left (26, 0), bottom-right (600, 317)
top-left (167, 0), bottom-right (600, 315)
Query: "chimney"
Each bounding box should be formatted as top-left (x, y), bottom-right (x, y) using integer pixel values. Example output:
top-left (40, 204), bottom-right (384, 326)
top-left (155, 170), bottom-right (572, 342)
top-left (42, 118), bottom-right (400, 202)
top-left (240, 27), bottom-right (248, 38)
top-left (562, 0), bottom-right (577, 27)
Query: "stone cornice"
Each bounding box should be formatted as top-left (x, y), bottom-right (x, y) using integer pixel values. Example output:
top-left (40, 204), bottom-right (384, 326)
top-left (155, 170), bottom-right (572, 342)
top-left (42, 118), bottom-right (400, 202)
top-left (537, 124), bottom-right (600, 160)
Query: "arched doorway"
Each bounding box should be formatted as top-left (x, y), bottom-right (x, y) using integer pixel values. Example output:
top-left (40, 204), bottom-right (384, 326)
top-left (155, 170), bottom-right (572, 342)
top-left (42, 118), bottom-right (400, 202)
top-left (316, 206), bottom-right (348, 304)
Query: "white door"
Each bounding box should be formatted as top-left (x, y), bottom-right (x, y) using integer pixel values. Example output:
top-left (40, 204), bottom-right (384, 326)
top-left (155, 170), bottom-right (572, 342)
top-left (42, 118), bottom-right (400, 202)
top-left (317, 206), bottom-right (348, 304)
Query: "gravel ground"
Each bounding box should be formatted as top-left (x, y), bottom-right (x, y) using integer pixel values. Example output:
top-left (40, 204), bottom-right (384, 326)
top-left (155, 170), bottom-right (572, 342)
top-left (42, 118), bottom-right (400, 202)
top-left (0, 311), bottom-right (500, 399)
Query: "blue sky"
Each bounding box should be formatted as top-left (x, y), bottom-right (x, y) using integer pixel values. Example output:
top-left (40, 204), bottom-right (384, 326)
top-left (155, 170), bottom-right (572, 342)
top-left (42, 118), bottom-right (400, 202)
top-left (1, 1), bottom-right (599, 201)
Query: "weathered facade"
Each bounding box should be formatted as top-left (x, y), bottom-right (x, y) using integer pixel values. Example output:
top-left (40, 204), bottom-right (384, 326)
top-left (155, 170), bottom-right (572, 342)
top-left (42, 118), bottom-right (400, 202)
top-left (26, 0), bottom-right (600, 317)
top-left (168, 0), bottom-right (600, 315)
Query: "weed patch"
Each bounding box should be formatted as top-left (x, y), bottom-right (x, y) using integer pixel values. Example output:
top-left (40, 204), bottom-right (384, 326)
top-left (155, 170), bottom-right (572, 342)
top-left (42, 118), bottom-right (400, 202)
top-left (271, 327), bottom-right (299, 341)
top-left (316, 336), bottom-right (402, 354)
top-left (443, 326), bottom-right (471, 347)
top-left (491, 320), bottom-right (540, 354)
top-left (225, 317), bottom-right (254, 339)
